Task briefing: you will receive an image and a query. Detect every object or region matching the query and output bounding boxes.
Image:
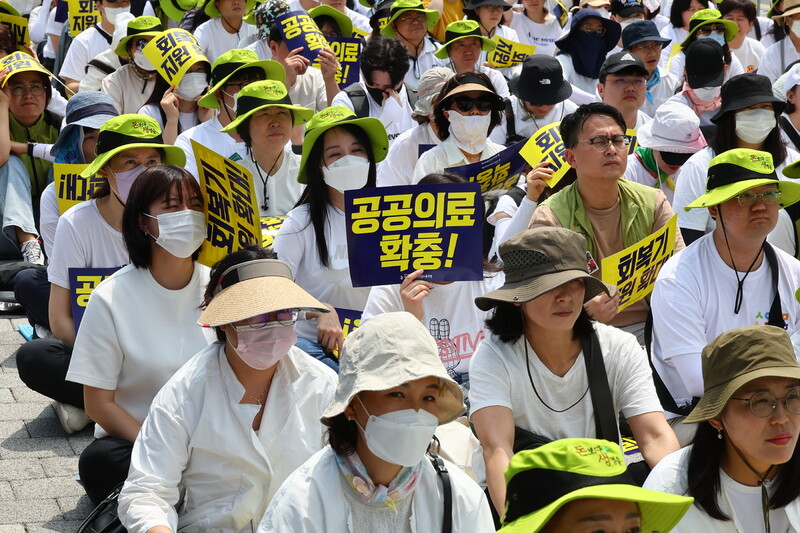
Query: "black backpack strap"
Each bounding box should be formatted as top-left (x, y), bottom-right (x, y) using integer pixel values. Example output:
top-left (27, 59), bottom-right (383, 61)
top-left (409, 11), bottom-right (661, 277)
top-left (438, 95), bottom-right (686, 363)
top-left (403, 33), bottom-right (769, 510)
top-left (405, 82), bottom-right (418, 110)
top-left (92, 24), bottom-right (113, 45)
top-left (87, 58), bottom-right (117, 77)
top-left (763, 242), bottom-right (786, 329)
top-left (344, 84), bottom-right (370, 118)
top-left (505, 185), bottom-right (527, 206)
top-left (504, 97), bottom-right (517, 143)
top-left (581, 327), bottom-right (618, 442)
top-left (780, 116), bottom-right (800, 152)
top-left (428, 452), bottom-right (452, 533)
top-left (755, 18), bottom-right (762, 40)
top-left (643, 311), bottom-right (698, 415)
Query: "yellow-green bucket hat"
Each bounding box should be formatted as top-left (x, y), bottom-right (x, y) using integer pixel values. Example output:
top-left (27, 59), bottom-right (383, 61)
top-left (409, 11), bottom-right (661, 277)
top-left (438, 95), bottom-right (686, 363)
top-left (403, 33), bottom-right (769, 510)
top-left (309, 4), bottom-right (354, 38)
top-left (0, 1), bottom-right (20, 17)
top-left (198, 49), bottom-right (286, 109)
top-left (0, 51), bottom-right (51, 86)
top-left (243, 0), bottom-right (263, 24)
top-left (115, 16), bottom-right (164, 58)
top-left (680, 8), bottom-right (738, 47)
top-left (297, 106), bottom-right (388, 184)
top-left (81, 114), bottom-right (186, 177)
top-left (204, 0), bottom-right (256, 18)
top-left (380, 0), bottom-right (440, 38)
top-left (435, 20), bottom-right (496, 59)
top-left (160, 0), bottom-right (203, 22)
top-left (220, 80), bottom-right (314, 133)
top-left (499, 439), bottom-right (693, 533)
top-left (686, 148), bottom-right (800, 210)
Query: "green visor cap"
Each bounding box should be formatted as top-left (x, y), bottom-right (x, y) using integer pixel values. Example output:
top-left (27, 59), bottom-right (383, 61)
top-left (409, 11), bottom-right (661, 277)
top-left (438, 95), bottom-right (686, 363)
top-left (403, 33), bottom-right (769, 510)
top-left (435, 20), bottom-right (496, 59)
top-left (380, 0), bottom-right (440, 38)
top-left (309, 4), bottom-right (354, 38)
top-left (81, 114), bottom-right (187, 178)
top-left (115, 16), bottom-right (164, 58)
top-left (205, 0), bottom-right (257, 18)
top-left (680, 9), bottom-right (738, 47)
top-left (198, 49), bottom-right (286, 109)
top-left (0, 52), bottom-right (51, 86)
top-left (243, 0), bottom-right (264, 24)
top-left (160, 0), bottom-right (203, 22)
top-left (220, 80), bottom-right (314, 133)
top-left (297, 106), bottom-right (388, 185)
top-left (685, 148), bottom-right (800, 210)
top-left (499, 438), bottom-right (693, 533)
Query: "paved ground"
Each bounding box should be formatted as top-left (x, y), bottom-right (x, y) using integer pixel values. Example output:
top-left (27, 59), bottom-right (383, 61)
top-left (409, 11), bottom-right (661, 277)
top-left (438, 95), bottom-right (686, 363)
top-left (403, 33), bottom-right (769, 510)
top-left (0, 311), bottom-right (95, 532)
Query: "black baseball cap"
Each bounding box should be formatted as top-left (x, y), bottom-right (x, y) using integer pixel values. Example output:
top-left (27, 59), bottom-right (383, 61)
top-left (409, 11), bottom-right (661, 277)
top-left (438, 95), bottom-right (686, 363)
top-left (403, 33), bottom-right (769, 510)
top-left (599, 51), bottom-right (648, 78)
top-left (611, 0), bottom-right (644, 17)
top-left (513, 55), bottom-right (572, 105)
top-left (684, 39), bottom-right (725, 89)
top-left (622, 19), bottom-right (671, 49)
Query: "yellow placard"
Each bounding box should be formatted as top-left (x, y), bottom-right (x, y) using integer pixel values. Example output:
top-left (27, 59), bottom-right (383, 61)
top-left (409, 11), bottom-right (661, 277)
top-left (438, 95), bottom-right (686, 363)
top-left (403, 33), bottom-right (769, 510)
top-left (664, 42), bottom-right (682, 72)
top-left (2, 50), bottom-right (49, 76)
top-left (520, 121), bottom-right (569, 188)
top-left (0, 14), bottom-right (30, 48)
top-left (627, 128), bottom-right (638, 155)
top-left (261, 216), bottom-right (284, 249)
top-left (352, 26), bottom-right (370, 39)
top-left (54, 163), bottom-right (101, 214)
top-left (193, 140), bottom-right (261, 268)
top-left (488, 35), bottom-right (535, 68)
top-left (601, 215), bottom-right (677, 311)
top-left (143, 29), bottom-right (207, 87)
top-left (68, 0), bottom-right (101, 37)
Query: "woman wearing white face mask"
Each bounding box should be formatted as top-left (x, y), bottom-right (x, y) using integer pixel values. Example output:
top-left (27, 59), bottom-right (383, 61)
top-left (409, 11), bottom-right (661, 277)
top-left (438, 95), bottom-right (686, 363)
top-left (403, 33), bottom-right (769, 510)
top-left (66, 164), bottom-right (214, 505)
top-left (259, 311), bottom-right (494, 532)
top-left (413, 72), bottom-right (505, 183)
top-left (273, 106), bottom-right (388, 371)
top-left (118, 250), bottom-right (337, 532)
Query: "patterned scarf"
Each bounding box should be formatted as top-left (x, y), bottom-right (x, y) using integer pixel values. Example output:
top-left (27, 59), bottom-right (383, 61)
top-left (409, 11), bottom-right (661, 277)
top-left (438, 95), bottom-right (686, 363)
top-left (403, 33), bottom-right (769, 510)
top-left (682, 81), bottom-right (722, 115)
top-left (645, 67), bottom-right (661, 104)
top-left (335, 451), bottom-right (421, 514)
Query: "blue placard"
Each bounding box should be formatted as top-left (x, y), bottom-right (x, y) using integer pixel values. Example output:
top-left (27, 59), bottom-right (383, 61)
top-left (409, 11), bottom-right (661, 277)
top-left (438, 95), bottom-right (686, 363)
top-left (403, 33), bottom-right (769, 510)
top-left (345, 183), bottom-right (484, 287)
top-left (316, 36), bottom-right (361, 89)
top-left (418, 143), bottom-right (436, 158)
top-left (444, 139), bottom-right (527, 193)
top-left (69, 267), bottom-right (121, 333)
top-left (274, 11), bottom-right (328, 62)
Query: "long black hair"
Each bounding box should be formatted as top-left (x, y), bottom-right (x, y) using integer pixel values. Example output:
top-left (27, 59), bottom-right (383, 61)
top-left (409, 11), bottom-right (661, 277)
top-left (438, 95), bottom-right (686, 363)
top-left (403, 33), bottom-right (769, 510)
top-left (711, 107), bottom-right (788, 166)
top-left (485, 301), bottom-right (594, 344)
top-left (670, 0), bottom-right (710, 28)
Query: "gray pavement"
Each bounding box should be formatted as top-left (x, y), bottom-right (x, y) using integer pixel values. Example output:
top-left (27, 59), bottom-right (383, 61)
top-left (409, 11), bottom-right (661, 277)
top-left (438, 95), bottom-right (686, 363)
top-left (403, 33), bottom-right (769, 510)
top-left (0, 312), bottom-right (94, 532)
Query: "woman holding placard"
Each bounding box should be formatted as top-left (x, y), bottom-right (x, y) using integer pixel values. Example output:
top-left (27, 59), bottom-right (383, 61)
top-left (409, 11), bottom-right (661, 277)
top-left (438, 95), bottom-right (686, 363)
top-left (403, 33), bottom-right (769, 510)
top-left (272, 106), bottom-right (388, 371)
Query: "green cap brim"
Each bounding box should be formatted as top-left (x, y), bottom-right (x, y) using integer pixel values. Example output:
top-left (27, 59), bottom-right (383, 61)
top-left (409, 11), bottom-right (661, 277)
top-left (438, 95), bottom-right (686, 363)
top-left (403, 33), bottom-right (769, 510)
top-left (434, 34), bottom-right (496, 59)
top-left (221, 102), bottom-right (314, 132)
top-left (198, 59), bottom-right (286, 109)
top-left (680, 18), bottom-right (738, 48)
top-left (380, 8), bottom-right (439, 37)
top-left (499, 484), bottom-right (693, 533)
top-left (684, 178), bottom-right (800, 209)
top-left (81, 144), bottom-right (187, 178)
top-left (115, 31), bottom-right (163, 58)
top-left (297, 115), bottom-right (388, 184)
top-left (205, 0), bottom-right (256, 18)
top-left (308, 5), bottom-right (354, 39)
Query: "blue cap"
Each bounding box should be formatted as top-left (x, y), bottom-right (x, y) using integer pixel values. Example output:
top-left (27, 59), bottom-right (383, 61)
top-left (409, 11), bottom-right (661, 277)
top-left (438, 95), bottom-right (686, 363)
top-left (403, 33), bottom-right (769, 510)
top-left (50, 92), bottom-right (119, 157)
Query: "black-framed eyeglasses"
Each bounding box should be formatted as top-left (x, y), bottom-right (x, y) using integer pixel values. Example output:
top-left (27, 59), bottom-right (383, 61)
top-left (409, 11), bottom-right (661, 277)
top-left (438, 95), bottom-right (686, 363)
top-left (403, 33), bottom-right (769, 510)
top-left (730, 387), bottom-right (800, 417)
top-left (232, 310), bottom-right (299, 331)
top-left (453, 97), bottom-right (493, 113)
top-left (631, 41), bottom-right (662, 52)
top-left (735, 189), bottom-right (781, 207)
top-left (697, 23), bottom-right (726, 35)
top-left (9, 84), bottom-right (45, 96)
top-left (580, 134), bottom-right (631, 152)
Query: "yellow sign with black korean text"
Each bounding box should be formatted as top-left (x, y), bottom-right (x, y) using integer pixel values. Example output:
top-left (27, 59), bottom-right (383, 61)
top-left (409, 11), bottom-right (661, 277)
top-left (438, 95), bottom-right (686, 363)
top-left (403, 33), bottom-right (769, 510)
top-left (68, 0), bottom-right (100, 37)
top-left (0, 14), bottom-right (30, 49)
top-left (627, 128), bottom-right (638, 155)
top-left (193, 140), bottom-right (261, 268)
top-left (312, 36), bottom-right (360, 89)
top-left (489, 35), bottom-right (535, 68)
top-left (520, 121), bottom-right (569, 188)
top-left (261, 216), bottom-right (284, 250)
top-left (601, 215), bottom-right (677, 311)
top-left (444, 140), bottom-right (527, 193)
top-left (54, 163), bottom-right (101, 214)
top-left (143, 29), bottom-right (207, 87)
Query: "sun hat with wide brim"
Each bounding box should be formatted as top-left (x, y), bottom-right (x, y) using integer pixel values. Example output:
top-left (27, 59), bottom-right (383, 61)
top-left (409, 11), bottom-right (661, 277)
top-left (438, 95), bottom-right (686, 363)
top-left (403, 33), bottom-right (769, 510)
top-left (434, 72), bottom-right (504, 112)
top-left (710, 73), bottom-right (786, 123)
top-left (220, 79), bottom-right (314, 133)
top-left (772, 0), bottom-right (800, 19)
top-left (684, 326), bottom-right (800, 423)
top-left (204, 0), bottom-right (257, 18)
top-left (50, 92), bottom-right (120, 158)
top-left (198, 49), bottom-right (286, 109)
top-left (198, 259), bottom-right (328, 327)
top-left (80, 114), bottom-right (186, 178)
top-left (499, 438), bottom-right (693, 533)
top-left (380, 0), bottom-right (439, 37)
top-left (114, 16), bottom-right (164, 58)
top-left (685, 148), bottom-right (800, 210)
top-left (637, 99), bottom-right (706, 154)
top-left (0, 51), bottom-right (51, 86)
top-left (680, 8), bottom-right (738, 48)
top-left (475, 227), bottom-right (615, 311)
top-left (555, 9), bottom-right (621, 56)
top-left (0, 1), bottom-right (21, 17)
top-left (309, 4), bottom-right (354, 38)
top-left (296, 106), bottom-right (388, 185)
top-left (320, 311), bottom-right (465, 425)
top-left (434, 20), bottom-right (496, 59)
top-left (160, 0), bottom-right (203, 22)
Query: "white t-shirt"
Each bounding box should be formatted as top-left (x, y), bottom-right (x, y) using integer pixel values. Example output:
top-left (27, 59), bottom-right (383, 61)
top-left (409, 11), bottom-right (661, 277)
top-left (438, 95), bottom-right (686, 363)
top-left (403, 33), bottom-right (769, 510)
top-left (272, 203), bottom-right (371, 341)
top-left (47, 199), bottom-right (129, 289)
top-left (175, 114), bottom-right (248, 179)
top-left (759, 37), bottom-right (800, 83)
top-left (377, 121), bottom-right (440, 188)
top-left (138, 103), bottom-right (200, 134)
top-left (245, 39), bottom-right (273, 61)
top-left (469, 322), bottom-right (663, 441)
top-left (194, 18), bottom-right (257, 63)
top-left (287, 67), bottom-right (327, 112)
top-left (731, 36), bottom-right (766, 74)
top-left (641, 66), bottom-right (679, 118)
top-left (331, 82), bottom-right (417, 144)
top-left (404, 38), bottom-right (448, 91)
top-left (413, 135), bottom-right (506, 183)
top-left (39, 181), bottom-right (58, 257)
top-left (623, 150), bottom-right (675, 204)
top-left (43, 7), bottom-right (61, 59)
top-left (59, 24), bottom-right (113, 81)
top-left (503, 97), bottom-right (577, 142)
top-left (66, 263), bottom-right (212, 439)
top-left (556, 53), bottom-right (599, 105)
top-left (237, 151), bottom-right (304, 217)
top-left (510, 12), bottom-right (564, 57)
top-left (101, 64), bottom-right (157, 115)
top-left (344, 7), bottom-right (371, 36)
top-left (651, 233), bottom-right (800, 410)
top-left (478, 25), bottom-right (523, 79)
top-left (361, 274), bottom-right (504, 375)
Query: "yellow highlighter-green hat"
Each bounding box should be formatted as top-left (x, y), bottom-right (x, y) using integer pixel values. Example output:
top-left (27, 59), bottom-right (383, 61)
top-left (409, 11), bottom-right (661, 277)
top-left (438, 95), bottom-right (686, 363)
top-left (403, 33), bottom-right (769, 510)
top-left (680, 8), bottom-right (738, 47)
top-left (115, 16), bottom-right (164, 59)
top-left (435, 20), bottom-right (497, 60)
top-left (204, 0), bottom-right (257, 18)
top-left (380, 0), bottom-right (440, 38)
top-left (198, 49), bottom-right (286, 109)
top-left (220, 80), bottom-right (314, 133)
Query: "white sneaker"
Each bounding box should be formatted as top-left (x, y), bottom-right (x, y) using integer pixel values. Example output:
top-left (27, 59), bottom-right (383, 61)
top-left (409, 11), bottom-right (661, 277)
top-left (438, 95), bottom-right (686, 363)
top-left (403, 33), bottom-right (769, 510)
top-left (54, 402), bottom-right (91, 435)
top-left (20, 239), bottom-right (44, 266)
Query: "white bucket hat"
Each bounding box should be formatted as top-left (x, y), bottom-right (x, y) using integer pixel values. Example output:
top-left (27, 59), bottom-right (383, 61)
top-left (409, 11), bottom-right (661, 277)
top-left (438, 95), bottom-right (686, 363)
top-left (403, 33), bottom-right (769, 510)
top-left (321, 312), bottom-right (465, 425)
top-left (637, 100), bottom-right (707, 154)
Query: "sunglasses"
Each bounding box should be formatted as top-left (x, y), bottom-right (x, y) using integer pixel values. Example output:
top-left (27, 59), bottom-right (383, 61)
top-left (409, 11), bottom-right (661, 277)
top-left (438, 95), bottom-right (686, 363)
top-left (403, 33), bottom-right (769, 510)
top-left (452, 97), bottom-right (493, 113)
top-left (659, 151), bottom-right (692, 166)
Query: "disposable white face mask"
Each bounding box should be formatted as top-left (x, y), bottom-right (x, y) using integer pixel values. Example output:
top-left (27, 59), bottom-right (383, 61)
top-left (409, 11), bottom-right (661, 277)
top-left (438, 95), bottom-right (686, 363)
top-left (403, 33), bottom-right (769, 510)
top-left (132, 50), bottom-right (156, 72)
top-left (231, 324), bottom-right (297, 370)
top-left (596, 7), bottom-right (611, 18)
top-left (222, 90), bottom-right (239, 115)
top-left (322, 154), bottom-right (370, 192)
top-left (792, 21), bottom-right (800, 39)
top-left (446, 112), bottom-right (492, 154)
top-left (143, 209), bottom-right (206, 258)
top-left (110, 165), bottom-right (147, 203)
top-left (735, 108), bottom-right (776, 144)
top-left (103, 6), bottom-right (131, 25)
top-left (176, 73), bottom-right (208, 100)
top-left (700, 32), bottom-right (726, 47)
top-left (618, 18), bottom-right (639, 30)
top-left (356, 397), bottom-right (438, 467)
top-left (693, 85), bottom-right (721, 101)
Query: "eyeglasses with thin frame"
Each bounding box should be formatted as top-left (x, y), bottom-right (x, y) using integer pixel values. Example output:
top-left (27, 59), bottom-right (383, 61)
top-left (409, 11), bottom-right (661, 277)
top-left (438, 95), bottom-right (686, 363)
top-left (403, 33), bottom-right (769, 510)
top-left (579, 25), bottom-right (606, 36)
top-left (580, 134), bottom-right (631, 152)
top-left (730, 387), bottom-right (800, 418)
top-left (9, 84), bottom-right (45, 97)
top-left (735, 189), bottom-right (781, 207)
top-left (631, 41), bottom-right (662, 52)
top-left (696, 23), bottom-right (726, 35)
top-left (609, 77), bottom-right (646, 90)
top-left (453, 97), bottom-right (493, 113)
top-left (232, 310), bottom-right (299, 331)
top-left (397, 11), bottom-right (426, 23)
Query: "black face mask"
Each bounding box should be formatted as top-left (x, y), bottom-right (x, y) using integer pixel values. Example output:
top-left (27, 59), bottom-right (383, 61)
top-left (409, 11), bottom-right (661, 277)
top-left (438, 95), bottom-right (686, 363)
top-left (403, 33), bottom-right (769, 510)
top-left (659, 151), bottom-right (692, 166)
top-left (366, 85), bottom-right (387, 104)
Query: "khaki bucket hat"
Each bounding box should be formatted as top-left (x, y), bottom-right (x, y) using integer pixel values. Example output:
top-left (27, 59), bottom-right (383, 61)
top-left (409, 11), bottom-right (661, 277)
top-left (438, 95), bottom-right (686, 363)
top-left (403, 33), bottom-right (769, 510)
top-left (321, 312), bottom-right (465, 425)
top-left (684, 325), bottom-right (800, 423)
